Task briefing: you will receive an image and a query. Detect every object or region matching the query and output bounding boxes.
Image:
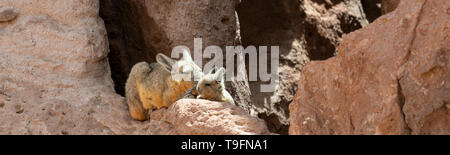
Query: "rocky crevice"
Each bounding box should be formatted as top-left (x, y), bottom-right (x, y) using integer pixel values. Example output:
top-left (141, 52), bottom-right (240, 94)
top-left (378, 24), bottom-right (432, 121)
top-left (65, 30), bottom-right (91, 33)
top-left (99, 0), bottom-right (171, 96)
top-left (397, 79), bottom-right (412, 134)
top-left (395, 0), bottom-right (427, 135)
top-left (396, 0), bottom-right (425, 134)
top-left (236, 0), bottom-right (303, 135)
top-left (361, 0), bottom-right (382, 23)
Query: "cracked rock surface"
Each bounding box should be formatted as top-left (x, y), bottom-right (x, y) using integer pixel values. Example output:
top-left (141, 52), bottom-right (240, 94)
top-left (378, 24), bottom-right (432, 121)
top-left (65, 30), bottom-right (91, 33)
top-left (290, 0), bottom-right (449, 135)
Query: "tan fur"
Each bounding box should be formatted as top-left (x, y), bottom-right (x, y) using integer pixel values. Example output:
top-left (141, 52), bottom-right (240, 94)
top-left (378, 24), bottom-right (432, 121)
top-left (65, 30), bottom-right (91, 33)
top-left (196, 67), bottom-right (235, 105)
top-left (125, 51), bottom-right (203, 121)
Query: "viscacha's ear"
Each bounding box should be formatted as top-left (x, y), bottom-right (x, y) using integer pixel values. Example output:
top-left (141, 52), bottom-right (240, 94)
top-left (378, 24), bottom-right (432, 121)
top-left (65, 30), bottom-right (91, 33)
top-left (156, 53), bottom-right (176, 72)
top-left (181, 50), bottom-right (193, 62)
top-left (215, 67), bottom-right (226, 81)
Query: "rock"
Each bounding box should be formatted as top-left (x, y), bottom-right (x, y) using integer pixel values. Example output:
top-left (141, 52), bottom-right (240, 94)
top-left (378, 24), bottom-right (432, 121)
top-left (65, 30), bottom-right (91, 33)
top-left (236, 0), bottom-right (370, 134)
top-left (151, 99), bottom-right (271, 135)
top-left (0, 6), bottom-right (18, 22)
top-left (399, 0), bottom-right (450, 135)
top-left (290, 0), bottom-right (450, 135)
top-left (381, 0), bottom-right (400, 14)
top-left (0, 0), bottom-right (129, 135)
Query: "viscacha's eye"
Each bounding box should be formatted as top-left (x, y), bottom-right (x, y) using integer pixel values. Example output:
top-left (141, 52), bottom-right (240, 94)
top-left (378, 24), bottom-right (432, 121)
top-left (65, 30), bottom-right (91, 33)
top-left (205, 83), bottom-right (211, 87)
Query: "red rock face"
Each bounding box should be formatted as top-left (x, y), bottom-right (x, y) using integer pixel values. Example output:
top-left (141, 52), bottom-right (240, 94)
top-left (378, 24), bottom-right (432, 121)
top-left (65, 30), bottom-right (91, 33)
top-left (399, 0), bottom-right (450, 134)
top-left (290, 0), bottom-right (449, 135)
